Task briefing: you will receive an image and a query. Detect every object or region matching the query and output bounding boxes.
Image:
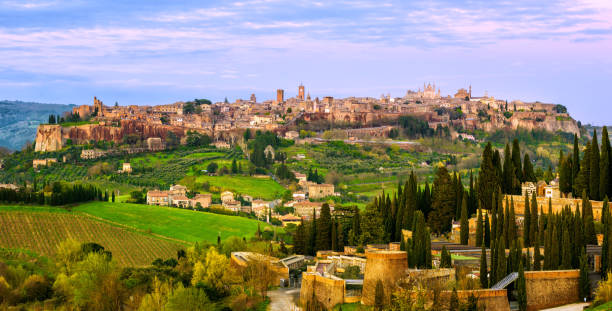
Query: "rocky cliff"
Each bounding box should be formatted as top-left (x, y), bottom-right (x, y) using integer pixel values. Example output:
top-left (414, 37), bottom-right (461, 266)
top-left (34, 120), bottom-right (187, 152)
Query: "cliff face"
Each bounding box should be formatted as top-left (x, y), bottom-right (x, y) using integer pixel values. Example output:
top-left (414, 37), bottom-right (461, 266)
top-left (34, 121), bottom-right (187, 152)
top-left (34, 125), bottom-right (63, 152)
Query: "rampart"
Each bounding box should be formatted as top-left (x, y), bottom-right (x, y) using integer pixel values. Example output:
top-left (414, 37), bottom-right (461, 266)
top-left (299, 272), bottom-right (345, 310)
top-left (439, 289), bottom-right (510, 311)
top-left (525, 270), bottom-right (579, 311)
top-left (505, 195), bottom-right (605, 221)
top-left (361, 251), bottom-right (407, 305)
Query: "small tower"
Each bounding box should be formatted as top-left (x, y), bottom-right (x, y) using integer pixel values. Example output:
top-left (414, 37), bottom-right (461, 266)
top-left (276, 89), bottom-right (284, 104)
top-left (298, 84), bottom-right (305, 100)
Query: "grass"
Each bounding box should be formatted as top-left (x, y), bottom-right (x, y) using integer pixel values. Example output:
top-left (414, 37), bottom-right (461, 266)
top-left (0, 207), bottom-right (182, 266)
top-left (588, 301), bottom-right (612, 310)
top-left (73, 201), bottom-right (278, 243)
top-left (193, 175), bottom-right (287, 200)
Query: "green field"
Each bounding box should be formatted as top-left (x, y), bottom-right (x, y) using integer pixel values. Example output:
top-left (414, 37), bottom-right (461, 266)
top-left (0, 206), bottom-right (182, 266)
top-left (74, 202), bottom-right (276, 243)
top-left (588, 301), bottom-right (612, 310)
top-left (192, 175), bottom-right (287, 200)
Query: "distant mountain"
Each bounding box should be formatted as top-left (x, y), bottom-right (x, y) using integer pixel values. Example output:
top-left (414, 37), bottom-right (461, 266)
top-left (0, 101), bottom-right (74, 151)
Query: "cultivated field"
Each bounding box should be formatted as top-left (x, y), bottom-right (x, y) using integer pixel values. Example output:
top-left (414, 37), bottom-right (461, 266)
top-left (0, 207), bottom-right (182, 266)
top-left (74, 202), bottom-right (276, 243)
top-left (192, 175), bottom-right (287, 200)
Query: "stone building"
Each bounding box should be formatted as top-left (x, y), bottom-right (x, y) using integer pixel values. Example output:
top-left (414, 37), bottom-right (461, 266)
top-left (307, 183), bottom-right (335, 199)
top-left (32, 158), bottom-right (57, 169)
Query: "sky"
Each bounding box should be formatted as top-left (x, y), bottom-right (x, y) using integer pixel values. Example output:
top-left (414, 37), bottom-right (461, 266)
top-left (0, 0), bottom-right (611, 125)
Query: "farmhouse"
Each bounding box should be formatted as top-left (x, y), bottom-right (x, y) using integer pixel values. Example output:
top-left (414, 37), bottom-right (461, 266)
top-left (147, 190), bottom-right (170, 206)
top-left (80, 149), bottom-right (107, 159)
top-left (294, 201), bottom-right (334, 219)
top-left (307, 183), bottom-right (335, 199)
top-left (221, 191), bottom-right (234, 203)
top-left (192, 194), bottom-right (212, 208)
top-left (32, 158), bottom-right (57, 169)
top-left (223, 200), bottom-right (242, 212)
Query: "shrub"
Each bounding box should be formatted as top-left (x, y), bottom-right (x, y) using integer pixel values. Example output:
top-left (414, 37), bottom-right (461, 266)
top-left (595, 272), bottom-right (612, 305)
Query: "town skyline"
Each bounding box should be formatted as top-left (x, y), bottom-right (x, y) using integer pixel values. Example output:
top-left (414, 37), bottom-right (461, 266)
top-left (0, 0), bottom-right (611, 125)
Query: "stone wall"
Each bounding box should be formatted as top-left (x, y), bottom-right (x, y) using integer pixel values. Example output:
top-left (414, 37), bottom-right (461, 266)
top-left (438, 289), bottom-right (510, 311)
top-left (525, 270), bottom-right (579, 311)
top-left (507, 195), bottom-right (605, 221)
top-left (362, 251), bottom-right (407, 305)
top-left (299, 273), bottom-right (345, 310)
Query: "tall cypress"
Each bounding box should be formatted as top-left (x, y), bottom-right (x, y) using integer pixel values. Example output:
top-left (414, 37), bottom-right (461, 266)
top-left (573, 133), bottom-right (581, 183)
top-left (512, 138), bottom-right (523, 184)
top-left (523, 153), bottom-right (536, 182)
top-left (524, 193), bottom-right (531, 246)
top-left (460, 195), bottom-right (469, 245)
top-left (502, 143), bottom-right (514, 194)
top-left (484, 214), bottom-right (491, 248)
top-left (583, 190), bottom-right (596, 244)
top-left (509, 198), bottom-right (517, 243)
top-left (316, 203), bottom-right (332, 251)
top-left (533, 240), bottom-right (541, 270)
top-left (601, 197), bottom-right (610, 276)
top-left (480, 243), bottom-right (488, 288)
top-left (591, 130), bottom-right (601, 200)
top-left (496, 238), bottom-right (507, 282)
top-left (601, 126), bottom-right (611, 199)
top-left (478, 143), bottom-right (497, 211)
top-left (561, 225), bottom-right (572, 269)
top-left (476, 207), bottom-right (483, 247)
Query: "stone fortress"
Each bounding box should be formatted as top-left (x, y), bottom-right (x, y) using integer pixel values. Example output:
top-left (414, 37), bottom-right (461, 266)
top-left (300, 245), bottom-right (583, 311)
top-left (34, 83), bottom-right (580, 152)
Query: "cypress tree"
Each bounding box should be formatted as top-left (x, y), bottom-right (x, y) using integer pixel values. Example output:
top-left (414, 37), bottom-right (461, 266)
top-left (559, 151), bottom-right (573, 195)
top-left (524, 193), bottom-right (531, 246)
top-left (502, 143), bottom-right (514, 194)
top-left (331, 218), bottom-right (338, 251)
top-left (601, 126), bottom-right (611, 199)
top-left (440, 245), bottom-right (452, 268)
top-left (583, 190), bottom-right (596, 244)
top-left (530, 193), bottom-right (538, 248)
top-left (476, 207), bottom-right (483, 247)
top-left (480, 243), bottom-right (488, 288)
top-left (517, 260), bottom-right (527, 311)
top-left (294, 220), bottom-right (306, 254)
top-left (579, 250), bottom-right (591, 301)
top-left (478, 142), bottom-right (497, 211)
top-left (496, 238), bottom-right (506, 283)
top-left (484, 213), bottom-right (491, 248)
top-left (111, 191), bottom-right (115, 203)
top-left (509, 197), bottom-right (517, 243)
top-left (550, 220), bottom-right (560, 270)
top-left (591, 130), bottom-right (601, 200)
top-left (573, 206), bottom-right (584, 268)
top-left (575, 142), bottom-right (591, 198)
top-left (602, 197), bottom-right (611, 276)
top-left (523, 153), bottom-right (536, 182)
top-left (533, 241), bottom-right (541, 270)
top-left (561, 225), bottom-right (572, 269)
top-left (512, 138), bottom-right (523, 184)
top-left (573, 133), bottom-right (581, 182)
top-left (460, 195), bottom-right (469, 245)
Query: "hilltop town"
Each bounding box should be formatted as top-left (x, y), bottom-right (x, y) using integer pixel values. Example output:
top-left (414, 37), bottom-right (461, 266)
top-left (34, 83), bottom-right (579, 153)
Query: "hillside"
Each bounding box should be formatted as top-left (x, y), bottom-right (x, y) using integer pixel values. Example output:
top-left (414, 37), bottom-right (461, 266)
top-left (0, 206), bottom-right (182, 266)
top-left (73, 202), bottom-right (277, 243)
top-left (0, 100), bottom-right (74, 150)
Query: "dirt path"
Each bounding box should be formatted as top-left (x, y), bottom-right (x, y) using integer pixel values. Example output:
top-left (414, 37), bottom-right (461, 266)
top-left (268, 288), bottom-right (301, 311)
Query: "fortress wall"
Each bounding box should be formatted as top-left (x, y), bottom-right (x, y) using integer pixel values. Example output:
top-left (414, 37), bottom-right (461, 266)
top-left (438, 289), bottom-right (510, 311)
top-left (525, 270), bottom-right (579, 311)
top-left (362, 251), bottom-right (407, 306)
top-left (299, 273), bottom-right (345, 310)
top-left (506, 195), bottom-right (605, 222)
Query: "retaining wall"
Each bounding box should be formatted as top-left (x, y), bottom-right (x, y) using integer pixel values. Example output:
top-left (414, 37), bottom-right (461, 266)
top-left (525, 270), bottom-right (580, 311)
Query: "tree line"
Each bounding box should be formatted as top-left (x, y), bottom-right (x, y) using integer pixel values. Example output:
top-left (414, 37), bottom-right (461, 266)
top-left (0, 182), bottom-right (108, 206)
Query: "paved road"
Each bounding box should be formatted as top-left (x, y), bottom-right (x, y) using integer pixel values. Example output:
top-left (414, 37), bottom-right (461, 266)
top-left (268, 288), bottom-right (301, 311)
top-left (540, 303), bottom-right (590, 311)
